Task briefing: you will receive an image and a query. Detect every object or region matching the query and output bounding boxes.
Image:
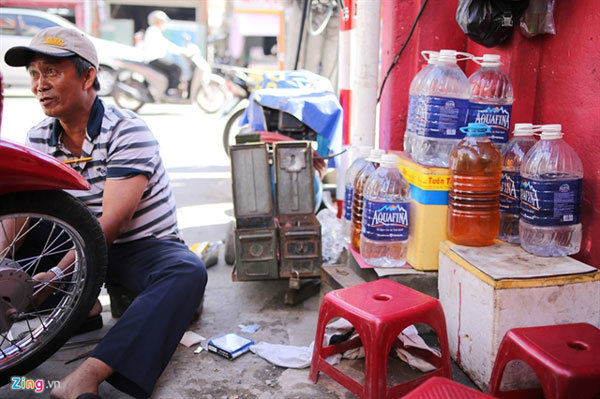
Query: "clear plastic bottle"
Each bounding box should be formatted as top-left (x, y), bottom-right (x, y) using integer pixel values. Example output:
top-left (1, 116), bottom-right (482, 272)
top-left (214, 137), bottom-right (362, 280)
top-left (447, 123), bottom-right (502, 246)
top-left (360, 154), bottom-right (411, 267)
top-left (404, 51), bottom-right (439, 159)
top-left (519, 124), bottom-right (583, 256)
top-left (412, 49), bottom-right (471, 167)
top-left (498, 123), bottom-right (538, 244)
top-left (351, 149), bottom-right (384, 252)
top-left (342, 145), bottom-right (372, 243)
top-left (467, 54), bottom-right (514, 152)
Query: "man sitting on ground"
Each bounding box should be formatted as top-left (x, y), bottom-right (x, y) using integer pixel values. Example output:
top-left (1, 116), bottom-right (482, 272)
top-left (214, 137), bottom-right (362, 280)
top-left (5, 26), bottom-right (207, 399)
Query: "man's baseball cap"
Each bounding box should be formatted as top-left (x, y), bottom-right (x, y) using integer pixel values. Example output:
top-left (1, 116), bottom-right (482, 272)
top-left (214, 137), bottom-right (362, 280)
top-left (5, 26), bottom-right (98, 69)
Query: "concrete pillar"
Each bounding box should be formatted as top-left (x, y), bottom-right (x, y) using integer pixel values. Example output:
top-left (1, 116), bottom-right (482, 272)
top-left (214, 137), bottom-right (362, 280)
top-left (350, 0), bottom-right (380, 148)
top-left (83, 0), bottom-right (93, 34)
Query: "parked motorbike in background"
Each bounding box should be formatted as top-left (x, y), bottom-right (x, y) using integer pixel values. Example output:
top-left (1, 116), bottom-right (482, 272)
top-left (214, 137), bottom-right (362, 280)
top-left (216, 66), bottom-right (259, 156)
top-left (221, 70), bottom-right (343, 167)
top-left (111, 44), bottom-right (229, 114)
top-left (0, 74), bottom-right (107, 384)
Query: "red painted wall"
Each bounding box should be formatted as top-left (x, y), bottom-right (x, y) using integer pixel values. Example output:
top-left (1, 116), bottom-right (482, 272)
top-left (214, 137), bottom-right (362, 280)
top-left (380, 1), bottom-right (600, 267)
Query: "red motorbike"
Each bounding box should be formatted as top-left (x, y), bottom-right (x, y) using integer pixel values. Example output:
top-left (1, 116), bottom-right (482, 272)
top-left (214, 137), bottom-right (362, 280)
top-left (0, 75), bottom-right (106, 383)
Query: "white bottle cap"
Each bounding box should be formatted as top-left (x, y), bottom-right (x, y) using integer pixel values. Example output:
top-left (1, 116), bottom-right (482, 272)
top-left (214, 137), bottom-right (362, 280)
top-left (368, 149), bottom-right (385, 162)
top-left (513, 123), bottom-right (537, 137)
top-left (381, 153), bottom-right (398, 164)
top-left (540, 124), bottom-right (564, 140)
top-left (356, 145), bottom-right (371, 158)
top-left (481, 54), bottom-right (502, 67)
top-left (438, 49), bottom-right (458, 63)
top-left (421, 50), bottom-right (439, 65)
top-left (428, 51), bottom-right (439, 64)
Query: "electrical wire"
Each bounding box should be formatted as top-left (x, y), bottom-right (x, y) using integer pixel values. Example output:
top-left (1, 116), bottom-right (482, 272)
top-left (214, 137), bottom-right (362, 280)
top-left (314, 147), bottom-right (348, 160)
top-left (377, 0), bottom-right (429, 103)
top-left (295, 0), bottom-right (310, 70)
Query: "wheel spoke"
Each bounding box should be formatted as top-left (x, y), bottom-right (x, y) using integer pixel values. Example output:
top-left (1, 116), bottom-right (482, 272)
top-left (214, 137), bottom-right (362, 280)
top-left (17, 244), bottom-right (75, 275)
top-left (0, 216), bottom-right (39, 262)
top-left (0, 209), bottom-right (91, 368)
top-left (29, 223), bottom-right (68, 276)
top-left (0, 190), bottom-right (105, 378)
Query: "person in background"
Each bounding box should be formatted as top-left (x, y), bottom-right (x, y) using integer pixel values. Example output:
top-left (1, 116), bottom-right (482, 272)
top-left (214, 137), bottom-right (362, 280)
top-left (4, 26), bottom-right (207, 399)
top-left (143, 10), bottom-right (189, 96)
top-left (133, 29), bottom-right (145, 49)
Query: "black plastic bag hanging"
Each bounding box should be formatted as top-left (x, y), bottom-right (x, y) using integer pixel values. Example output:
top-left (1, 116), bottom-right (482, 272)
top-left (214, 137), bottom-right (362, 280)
top-left (456, 0), bottom-right (530, 47)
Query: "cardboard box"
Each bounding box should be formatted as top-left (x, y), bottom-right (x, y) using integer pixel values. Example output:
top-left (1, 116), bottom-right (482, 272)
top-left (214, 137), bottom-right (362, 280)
top-left (438, 240), bottom-right (600, 391)
top-left (207, 333), bottom-right (254, 360)
top-left (395, 152), bottom-right (450, 270)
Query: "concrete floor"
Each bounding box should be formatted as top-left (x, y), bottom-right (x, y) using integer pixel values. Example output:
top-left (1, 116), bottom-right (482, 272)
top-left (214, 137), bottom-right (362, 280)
top-left (1, 255), bottom-right (472, 399)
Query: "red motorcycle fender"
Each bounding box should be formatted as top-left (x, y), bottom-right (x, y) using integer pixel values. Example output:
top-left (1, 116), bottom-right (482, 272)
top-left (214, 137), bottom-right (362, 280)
top-left (0, 139), bottom-right (90, 196)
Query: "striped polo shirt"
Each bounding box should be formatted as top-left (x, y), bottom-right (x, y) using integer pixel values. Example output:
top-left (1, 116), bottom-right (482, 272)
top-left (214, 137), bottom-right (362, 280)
top-left (27, 97), bottom-right (182, 244)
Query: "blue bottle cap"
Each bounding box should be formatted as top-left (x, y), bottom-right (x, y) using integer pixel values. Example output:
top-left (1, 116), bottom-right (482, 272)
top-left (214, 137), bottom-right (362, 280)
top-left (459, 123), bottom-right (490, 136)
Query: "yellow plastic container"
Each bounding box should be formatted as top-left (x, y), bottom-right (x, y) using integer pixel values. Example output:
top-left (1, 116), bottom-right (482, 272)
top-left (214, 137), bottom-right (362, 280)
top-left (394, 152), bottom-right (450, 270)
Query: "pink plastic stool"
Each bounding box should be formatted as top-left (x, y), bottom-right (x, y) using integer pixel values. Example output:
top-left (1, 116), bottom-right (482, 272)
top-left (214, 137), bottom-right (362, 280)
top-left (488, 323), bottom-right (600, 399)
top-left (309, 279), bottom-right (452, 398)
top-left (403, 377), bottom-right (496, 398)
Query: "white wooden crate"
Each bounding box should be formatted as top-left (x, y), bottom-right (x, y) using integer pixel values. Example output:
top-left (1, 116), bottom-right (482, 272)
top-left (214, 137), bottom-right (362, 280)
top-left (438, 240), bottom-right (600, 391)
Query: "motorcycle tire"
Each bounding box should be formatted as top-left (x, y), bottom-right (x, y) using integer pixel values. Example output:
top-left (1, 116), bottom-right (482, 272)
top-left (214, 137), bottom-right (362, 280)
top-left (97, 65), bottom-right (117, 97)
top-left (196, 79), bottom-right (227, 114)
top-left (222, 107), bottom-right (247, 157)
top-left (112, 78), bottom-right (146, 113)
top-left (0, 191), bottom-right (107, 385)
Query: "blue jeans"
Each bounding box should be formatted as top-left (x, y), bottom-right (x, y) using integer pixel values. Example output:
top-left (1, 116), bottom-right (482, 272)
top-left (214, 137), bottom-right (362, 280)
top-left (91, 238), bottom-right (207, 398)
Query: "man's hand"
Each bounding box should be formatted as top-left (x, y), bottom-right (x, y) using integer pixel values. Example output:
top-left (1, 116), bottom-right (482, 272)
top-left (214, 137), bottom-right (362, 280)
top-left (30, 270), bottom-right (61, 309)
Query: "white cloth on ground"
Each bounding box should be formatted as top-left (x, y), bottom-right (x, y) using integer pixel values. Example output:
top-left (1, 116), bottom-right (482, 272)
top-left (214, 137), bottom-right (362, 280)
top-left (249, 318), bottom-right (440, 372)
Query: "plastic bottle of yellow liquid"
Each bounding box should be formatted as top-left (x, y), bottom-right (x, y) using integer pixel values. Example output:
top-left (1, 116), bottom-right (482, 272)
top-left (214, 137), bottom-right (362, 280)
top-left (447, 123), bottom-right (502, 246)
top-left (351, 149), bottom-right (384, 252)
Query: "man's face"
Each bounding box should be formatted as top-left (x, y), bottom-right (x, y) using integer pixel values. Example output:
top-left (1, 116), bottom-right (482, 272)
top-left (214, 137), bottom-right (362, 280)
top-left (28, 55), bottom-right (86, 119)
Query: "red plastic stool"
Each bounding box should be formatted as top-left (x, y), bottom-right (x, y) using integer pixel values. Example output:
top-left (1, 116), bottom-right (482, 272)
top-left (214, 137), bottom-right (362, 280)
top-left (403, 377), bottom-right (497, 398)
top-left (488, 323), bottom-right (600, 399)
top-left (309, 279), bottom-right (452, 398)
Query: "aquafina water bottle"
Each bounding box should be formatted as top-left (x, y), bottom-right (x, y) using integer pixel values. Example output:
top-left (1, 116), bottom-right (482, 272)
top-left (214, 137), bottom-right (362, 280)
top-left (519, 124), bottom-right (583, 256)
top-left (412, 49), bottom-right (471, 167)
top-left (360, 153), bottom-right (411, 267)
top-left (404, 51), bottom-right (439, 158)
top-left (342, 146), bottom-right (371, 243)
top-left (467, 54), bottom-right (514, 152)
top-left (498, 123), bottom-right (538, 244)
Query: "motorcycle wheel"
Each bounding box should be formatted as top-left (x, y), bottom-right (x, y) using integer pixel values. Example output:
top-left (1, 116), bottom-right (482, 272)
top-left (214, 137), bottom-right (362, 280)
top-left (0, 191), bottom-right (107, 385)
top-left (222, 107), bottom-right (247, 157)
top-left (112, 78), bottom-right (145, 113)
top-left (97, 65), bottom-right (117, 97)
top-left (196, 79), bottom-right (227, 114)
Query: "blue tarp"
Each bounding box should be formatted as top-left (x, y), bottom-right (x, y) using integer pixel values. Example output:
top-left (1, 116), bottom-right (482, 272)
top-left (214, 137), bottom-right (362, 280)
top-left (242, 70), bottom-right (343, 167)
